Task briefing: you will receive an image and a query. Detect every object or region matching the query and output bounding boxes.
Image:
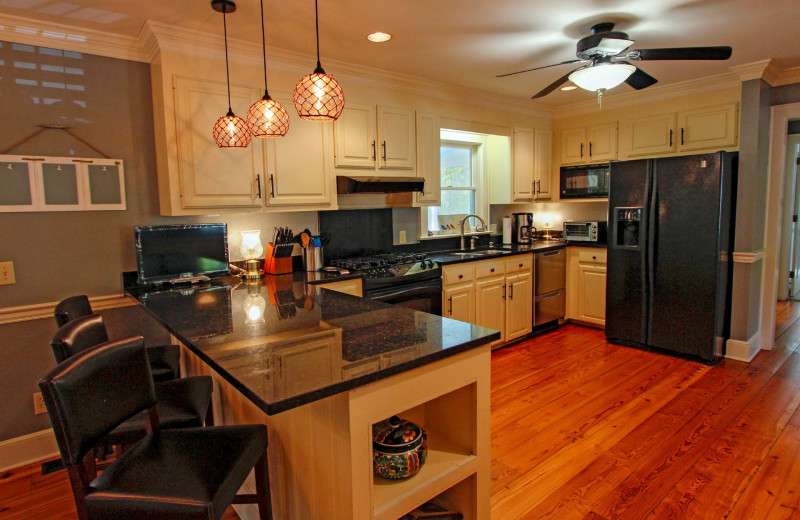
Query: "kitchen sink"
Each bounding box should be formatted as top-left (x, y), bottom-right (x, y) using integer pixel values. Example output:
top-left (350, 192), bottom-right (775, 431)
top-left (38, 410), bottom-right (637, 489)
top-left (450, 248), bottom-right (510, 257)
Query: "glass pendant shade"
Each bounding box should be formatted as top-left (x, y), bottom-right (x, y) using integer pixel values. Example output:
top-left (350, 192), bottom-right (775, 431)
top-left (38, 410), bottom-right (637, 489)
top-left (243, 293), bottom-right (267, 323)
top-left (248, 95), bottom-right (290, 137)
top-left (214, 110), bottom-right (252, 148)
top-left (240, 229), bottom-right (264, 260)
top-left (293, 67), bottom-right (345, 121)
top-left (569, 63), bottom-right (636, 92)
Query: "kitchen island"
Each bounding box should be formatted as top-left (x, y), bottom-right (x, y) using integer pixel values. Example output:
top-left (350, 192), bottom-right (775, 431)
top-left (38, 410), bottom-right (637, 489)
top-left (125, 274), bottom-right (499, 520)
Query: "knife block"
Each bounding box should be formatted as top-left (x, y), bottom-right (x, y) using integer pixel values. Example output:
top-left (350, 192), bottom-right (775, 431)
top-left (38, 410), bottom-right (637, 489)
top-left (264, 242), bottom-right (293, 275)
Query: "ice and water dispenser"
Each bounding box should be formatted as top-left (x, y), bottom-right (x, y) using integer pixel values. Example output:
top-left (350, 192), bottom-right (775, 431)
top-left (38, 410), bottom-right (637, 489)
top-left (614, 207), bottom-right (643, 249)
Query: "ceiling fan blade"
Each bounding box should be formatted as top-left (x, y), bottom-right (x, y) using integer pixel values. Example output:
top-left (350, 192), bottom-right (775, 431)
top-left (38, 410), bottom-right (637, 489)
top-left (625, 67), bottom-right (658, 90)
top-left (531, 71), bottom-right (573, 99)
top-left (497, 59), bottom-right (583, 78)
top-left (628, 46), bottom-right (732, 61)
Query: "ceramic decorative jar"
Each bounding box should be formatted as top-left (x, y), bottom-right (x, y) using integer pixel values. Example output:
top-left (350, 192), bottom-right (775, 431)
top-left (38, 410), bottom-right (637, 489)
top-left (372, 415), bottom-right (428, 479)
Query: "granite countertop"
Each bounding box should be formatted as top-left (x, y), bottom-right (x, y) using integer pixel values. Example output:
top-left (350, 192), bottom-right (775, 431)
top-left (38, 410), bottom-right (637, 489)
top-left (126, 276), bottom-right (499, 415)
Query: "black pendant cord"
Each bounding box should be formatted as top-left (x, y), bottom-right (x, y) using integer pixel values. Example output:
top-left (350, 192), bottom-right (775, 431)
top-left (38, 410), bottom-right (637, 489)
top-left (314, 0), bottom-right (323, 71)
top-left (222, 7), bottom-right (233, 114)
top-left (259, 0), bottom-right (270, 97)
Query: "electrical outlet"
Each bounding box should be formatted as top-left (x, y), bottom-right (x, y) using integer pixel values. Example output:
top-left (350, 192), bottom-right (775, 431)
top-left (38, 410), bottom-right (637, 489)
top-left (398, 230), bottom-right (407, 244)
top-left (33, 392), bottom-right (47, 415)
top-left (0, 261), bottom-right (14, 285)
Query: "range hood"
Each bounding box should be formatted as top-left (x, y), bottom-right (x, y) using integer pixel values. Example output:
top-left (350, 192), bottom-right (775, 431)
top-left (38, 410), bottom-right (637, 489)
top-left (336, 176), bottom-right (424, 194)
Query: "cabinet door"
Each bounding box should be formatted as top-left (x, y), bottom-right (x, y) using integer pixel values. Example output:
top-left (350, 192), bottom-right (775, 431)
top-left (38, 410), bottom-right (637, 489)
top-left (0, 156), bottom-right (38, 212)
top-left (577, 263), bottom-right (607, 326)
top-left (587, 123), bottom-right (617, 162)
top-left (443, 283), bottom-right (474, 324)
top-left (415, 112), bottom-right (441, 205)
top-left (173, 77), bottom-right (262, 209)
top-left (475, 276), bottom-right (506, 343)
top-left (333, 104), bottom-right (376, 168)
top-left (678, 103), bottom-right (738, 152)
top-left (534, 129), bottom-right (552, 200)
top-left (561, 128), bottom-right (587, 165)
top-left (627, 113), bottom-right (676, 157)
top-left (512, 127), bottom-right (534, 202)
top-left (377, 106), bottom-right (415, 169)
top-left (506, 272), bottom-right (532, 340)
top-left (264, 97), bottom-right (332, 207)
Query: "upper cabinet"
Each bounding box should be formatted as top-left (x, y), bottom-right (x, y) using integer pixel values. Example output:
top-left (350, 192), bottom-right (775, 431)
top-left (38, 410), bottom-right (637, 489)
top-left (333, 104), bottom-right (415, 171)
top-left (512, 127), bottom-right (534, 201)
top-left (414, 112), bottom-right (441, 206)
top-left (625, 103), bottom-right (738, 158)
top-left (533, 128), bottom-right (552, 200)
top-left (560, 123), bottom-right (618, 165)
top-left (491, 127), bottom-right (552, 204)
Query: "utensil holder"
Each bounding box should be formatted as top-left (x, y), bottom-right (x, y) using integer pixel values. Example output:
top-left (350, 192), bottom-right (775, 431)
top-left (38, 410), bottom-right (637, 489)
top-left (303, 246), bottom-right (324, 272)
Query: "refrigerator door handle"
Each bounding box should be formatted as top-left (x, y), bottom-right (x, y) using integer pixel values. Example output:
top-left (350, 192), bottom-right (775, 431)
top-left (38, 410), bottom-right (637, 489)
top-left (646, 162), bottom-right (658, 344)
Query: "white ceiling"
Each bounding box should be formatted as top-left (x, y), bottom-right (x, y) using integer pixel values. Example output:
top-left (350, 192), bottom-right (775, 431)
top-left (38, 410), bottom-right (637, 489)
top-left (2, 0), bottom-right (799, 107)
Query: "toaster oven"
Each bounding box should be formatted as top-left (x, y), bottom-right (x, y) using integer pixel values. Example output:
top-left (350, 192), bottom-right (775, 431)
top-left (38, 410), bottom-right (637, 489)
top-left (563, 221), bottom-right (607, 242)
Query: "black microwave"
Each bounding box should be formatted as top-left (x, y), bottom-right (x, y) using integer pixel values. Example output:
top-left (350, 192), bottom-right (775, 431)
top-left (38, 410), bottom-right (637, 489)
top-left (560, 163), bottom-right (610, 199)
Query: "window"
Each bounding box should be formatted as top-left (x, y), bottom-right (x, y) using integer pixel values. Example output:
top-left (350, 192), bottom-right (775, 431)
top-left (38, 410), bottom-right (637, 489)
top-left (425, 138), bottom-right (485, 235)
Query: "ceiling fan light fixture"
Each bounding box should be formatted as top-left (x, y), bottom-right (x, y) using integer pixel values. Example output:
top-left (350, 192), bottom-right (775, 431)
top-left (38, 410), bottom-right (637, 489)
top-left (367, 32), bottom-right (392, 43)
top-left (569, 62), bottom-right (636, 92)
top-left (560, 85), bottom-right (578, 91)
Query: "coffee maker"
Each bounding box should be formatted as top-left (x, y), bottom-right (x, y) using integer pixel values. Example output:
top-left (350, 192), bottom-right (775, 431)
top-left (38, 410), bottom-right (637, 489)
top-left (511, 212), bottom-right (535, 244)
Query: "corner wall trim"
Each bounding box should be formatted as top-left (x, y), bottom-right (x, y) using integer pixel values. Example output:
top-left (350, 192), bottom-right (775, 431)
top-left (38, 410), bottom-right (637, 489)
top-left (732, 249), bottom-right (766, 264)
top-left (0, 294), bottom-right (136, 325)
top-left (725, 331), bottom-right (761, 362)
top-left (0, 429), bottom-right (59, 473)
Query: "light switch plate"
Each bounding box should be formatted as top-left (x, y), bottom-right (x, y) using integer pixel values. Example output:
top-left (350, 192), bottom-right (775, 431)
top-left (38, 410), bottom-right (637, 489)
top-left (34, 393), bottom-right (47, 415)
top-left (0, 261), bottom-right (15, 285)
top-left (398, 230), bottom-right (407, 244)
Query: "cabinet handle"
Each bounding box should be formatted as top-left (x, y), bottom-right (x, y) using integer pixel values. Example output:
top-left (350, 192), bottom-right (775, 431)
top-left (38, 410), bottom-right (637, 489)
top-left (448, 296), bottom-right (453, 315)
top-left (519, 263), bottom-right (523, 267)
top-left (509, 283), bottom-right (514, 300)
top-left (502, 284), bottom-right (506, 299)
top-left (458, 274), bottom-right (463, 279)
top-left (669, 129), bottom-right (673, 147)
top-left (256, 174), bottom-right (262, 199)
top-left (269, 174), bottom-right (275, 198)
top-left (681, 128), bottom-right (685, 146)
top-left (490, 268), bottom-right (495, 273)
top-left (589, 142), bottom-right (593, 157)
top-left (580, 143), bottom-right (584, 158)
top-left (538, 180), bottom-right (541, 194)
top-left (372, 140), bottom-right (376, 161)
top-left (593, 255), bottom-right (597, 260)
top-left (381, 141), bottom-right (387, 161)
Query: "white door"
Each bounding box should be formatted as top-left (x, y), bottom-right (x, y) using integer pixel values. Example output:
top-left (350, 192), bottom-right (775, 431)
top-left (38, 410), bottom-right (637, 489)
top-left (512, 127), bottom-right (534, 202)
top-left (377, 106), bottom-right (416, 169)
top-left (333, 104), bottom-right (376, 168)
top-left (534, 129), bottom-right (552, 200)
top-left (626, 113), bottom-right (677, 157)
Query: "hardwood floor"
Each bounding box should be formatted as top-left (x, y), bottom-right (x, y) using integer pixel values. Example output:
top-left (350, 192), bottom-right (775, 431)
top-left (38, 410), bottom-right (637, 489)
top-left (3, 301), bottom-right (799, 519)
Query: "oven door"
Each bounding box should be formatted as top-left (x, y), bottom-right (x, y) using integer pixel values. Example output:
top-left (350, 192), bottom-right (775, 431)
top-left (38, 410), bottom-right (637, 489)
top-left (366, 279), bottom-right (443, 316)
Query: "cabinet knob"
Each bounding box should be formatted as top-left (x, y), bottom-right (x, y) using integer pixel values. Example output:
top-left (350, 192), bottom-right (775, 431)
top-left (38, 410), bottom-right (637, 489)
top-left (593, 256), bottom-right (596, 260)
top-left (519, 263), bottom-right (523, 267)
top-left (458, 274), bottom-right (463, 279)
top-left (490, 268), bottom-right (495, 273)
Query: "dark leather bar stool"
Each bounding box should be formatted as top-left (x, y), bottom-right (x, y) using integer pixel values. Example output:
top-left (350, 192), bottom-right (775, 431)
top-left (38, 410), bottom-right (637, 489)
top-left (50, 315), bottom-right (213, 447)
top-left (52, 310), bottom-right (178, 383)
top-left (39, 337), bottom-right (272, 520)
top-left (54, 295), bottom-right (180, 381)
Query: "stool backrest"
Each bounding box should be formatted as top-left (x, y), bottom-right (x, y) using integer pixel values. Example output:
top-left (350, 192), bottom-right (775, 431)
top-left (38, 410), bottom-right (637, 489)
top-left (38, 336), bottom-right (157, 466)
top-left (50, 314), bottom-right (109, 364)
top-left (54, 295), bottom-right (93, 327)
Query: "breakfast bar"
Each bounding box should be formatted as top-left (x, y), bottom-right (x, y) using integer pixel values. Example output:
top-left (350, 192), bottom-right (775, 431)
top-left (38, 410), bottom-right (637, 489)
top-left (125, 275), bottom-right (499, 520)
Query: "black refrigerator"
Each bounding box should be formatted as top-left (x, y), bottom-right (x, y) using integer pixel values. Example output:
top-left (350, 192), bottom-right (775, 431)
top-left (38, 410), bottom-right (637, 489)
top-left (605, 151), bottom-right (737, 362)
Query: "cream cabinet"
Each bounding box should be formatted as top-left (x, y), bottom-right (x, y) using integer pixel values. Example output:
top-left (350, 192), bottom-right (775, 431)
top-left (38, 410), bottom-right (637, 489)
top-left (414, 112), bottom-right (441, 205)
top-left (625, 103), bottom-right (738, 158)
top-left (333, 104), bottom-right (415, 170)
top-left (499, 127), bottom-right (552, 203)
top-left (512, 127), bottom-right (534, 201)
top-left (262, 96), bottom-right (333, 207)
top-left (533, 128), bottom-right (553, 200)
top-left (566, 247), bottom-right (607, 327)
top-left (560, 123), bottom-right (617, 165)
top-left (442, 254), bottom-right (532, 345)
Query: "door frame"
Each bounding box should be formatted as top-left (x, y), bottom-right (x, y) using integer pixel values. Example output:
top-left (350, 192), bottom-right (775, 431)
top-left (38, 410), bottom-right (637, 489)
top-left (777, 134), bottom-right (800, 299)
top-left (761, 102), bottom-right (800, 350)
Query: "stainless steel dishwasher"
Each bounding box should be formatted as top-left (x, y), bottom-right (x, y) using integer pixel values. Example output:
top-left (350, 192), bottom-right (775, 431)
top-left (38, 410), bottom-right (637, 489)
top-left (534, 248), bottom-right (566, 327)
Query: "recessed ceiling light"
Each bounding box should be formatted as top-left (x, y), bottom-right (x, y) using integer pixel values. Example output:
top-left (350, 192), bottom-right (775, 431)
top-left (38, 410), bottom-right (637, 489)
top-left (367, 32), bottom-right (392, 43)
top-left (561, 85), bottom-right (578, 91)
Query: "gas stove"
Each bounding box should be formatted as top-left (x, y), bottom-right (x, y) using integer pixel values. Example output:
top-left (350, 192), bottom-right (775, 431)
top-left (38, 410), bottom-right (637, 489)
top-left (330, 253), bottom-right (439, 281)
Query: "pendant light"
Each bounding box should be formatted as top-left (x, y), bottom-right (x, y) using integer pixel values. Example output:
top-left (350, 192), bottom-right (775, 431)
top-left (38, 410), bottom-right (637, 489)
top-left (292, 0), bottom-right (345, 121)
top-left (211, 0), bottom-right (251, 148)
top-left (247, 0), bottom-right (289, 137)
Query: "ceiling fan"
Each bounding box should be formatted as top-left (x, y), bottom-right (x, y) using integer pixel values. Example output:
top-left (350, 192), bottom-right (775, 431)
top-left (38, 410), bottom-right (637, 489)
top-left (498, 22), bottom-right (733, 100)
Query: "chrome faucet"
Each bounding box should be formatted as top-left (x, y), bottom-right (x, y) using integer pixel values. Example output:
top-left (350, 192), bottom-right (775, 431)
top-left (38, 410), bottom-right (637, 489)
top-left (459, 214), bottom-right (486, 250)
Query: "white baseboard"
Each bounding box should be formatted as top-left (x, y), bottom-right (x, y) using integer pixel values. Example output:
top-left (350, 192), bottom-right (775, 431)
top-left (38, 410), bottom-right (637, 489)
top-left (0, 429), bottom-right (59, 473)
top-left (725, 331), bottom-right (761, 362)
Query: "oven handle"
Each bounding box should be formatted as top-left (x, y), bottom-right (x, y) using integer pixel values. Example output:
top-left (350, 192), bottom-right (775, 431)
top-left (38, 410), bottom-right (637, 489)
top-left (367, 283), bottom-right (441, 302)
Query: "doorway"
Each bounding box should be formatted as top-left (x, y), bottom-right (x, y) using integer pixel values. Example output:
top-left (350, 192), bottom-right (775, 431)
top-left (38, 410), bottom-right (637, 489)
top-left (777, 130), bottom-right (800, 300)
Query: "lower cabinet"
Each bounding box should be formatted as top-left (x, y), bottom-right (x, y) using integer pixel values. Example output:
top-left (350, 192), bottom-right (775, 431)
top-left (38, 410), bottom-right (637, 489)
top-left (567, 247), bottom-right (607, 327)
top-left (443, 255), bottom-right (533, 345)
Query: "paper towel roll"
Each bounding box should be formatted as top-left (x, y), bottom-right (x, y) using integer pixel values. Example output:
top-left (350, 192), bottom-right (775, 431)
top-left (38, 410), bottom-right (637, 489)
top-left (502, 216), bottom-right (512, 245)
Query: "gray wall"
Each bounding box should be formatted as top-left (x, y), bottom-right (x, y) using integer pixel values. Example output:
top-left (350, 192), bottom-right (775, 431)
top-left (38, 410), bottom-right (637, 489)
top-left (0, 42), bottom-right (315, 441)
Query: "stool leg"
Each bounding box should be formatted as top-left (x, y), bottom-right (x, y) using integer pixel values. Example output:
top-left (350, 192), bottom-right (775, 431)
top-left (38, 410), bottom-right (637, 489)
top-left (254, 452), bottom-right (272, 520)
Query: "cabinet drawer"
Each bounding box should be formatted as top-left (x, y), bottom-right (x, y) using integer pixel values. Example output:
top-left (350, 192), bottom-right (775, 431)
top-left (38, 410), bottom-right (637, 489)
top-left (578, 249), bottom-right (607, 264)
top-left (506, 254), bottom-right (532, 274)
top-left (476, 259), bottom-right (505, 279)
top-left (443, 263), bottom-right (474, 285)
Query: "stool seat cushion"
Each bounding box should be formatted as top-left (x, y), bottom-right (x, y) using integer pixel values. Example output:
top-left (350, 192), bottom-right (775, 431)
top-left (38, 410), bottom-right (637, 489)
top-left (86, 425), bottom-right (268, 520)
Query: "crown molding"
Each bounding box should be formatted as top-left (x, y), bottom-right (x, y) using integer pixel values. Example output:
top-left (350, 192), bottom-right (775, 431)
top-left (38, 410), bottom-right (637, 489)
top-left (0, 12), bottom-right (148, 62)
top-left (729, 59), bottom-right (781, 84)
top-left (774, 66), bottom-right (800, 87)
top-left (554, 71), bottom-right (742, 120)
